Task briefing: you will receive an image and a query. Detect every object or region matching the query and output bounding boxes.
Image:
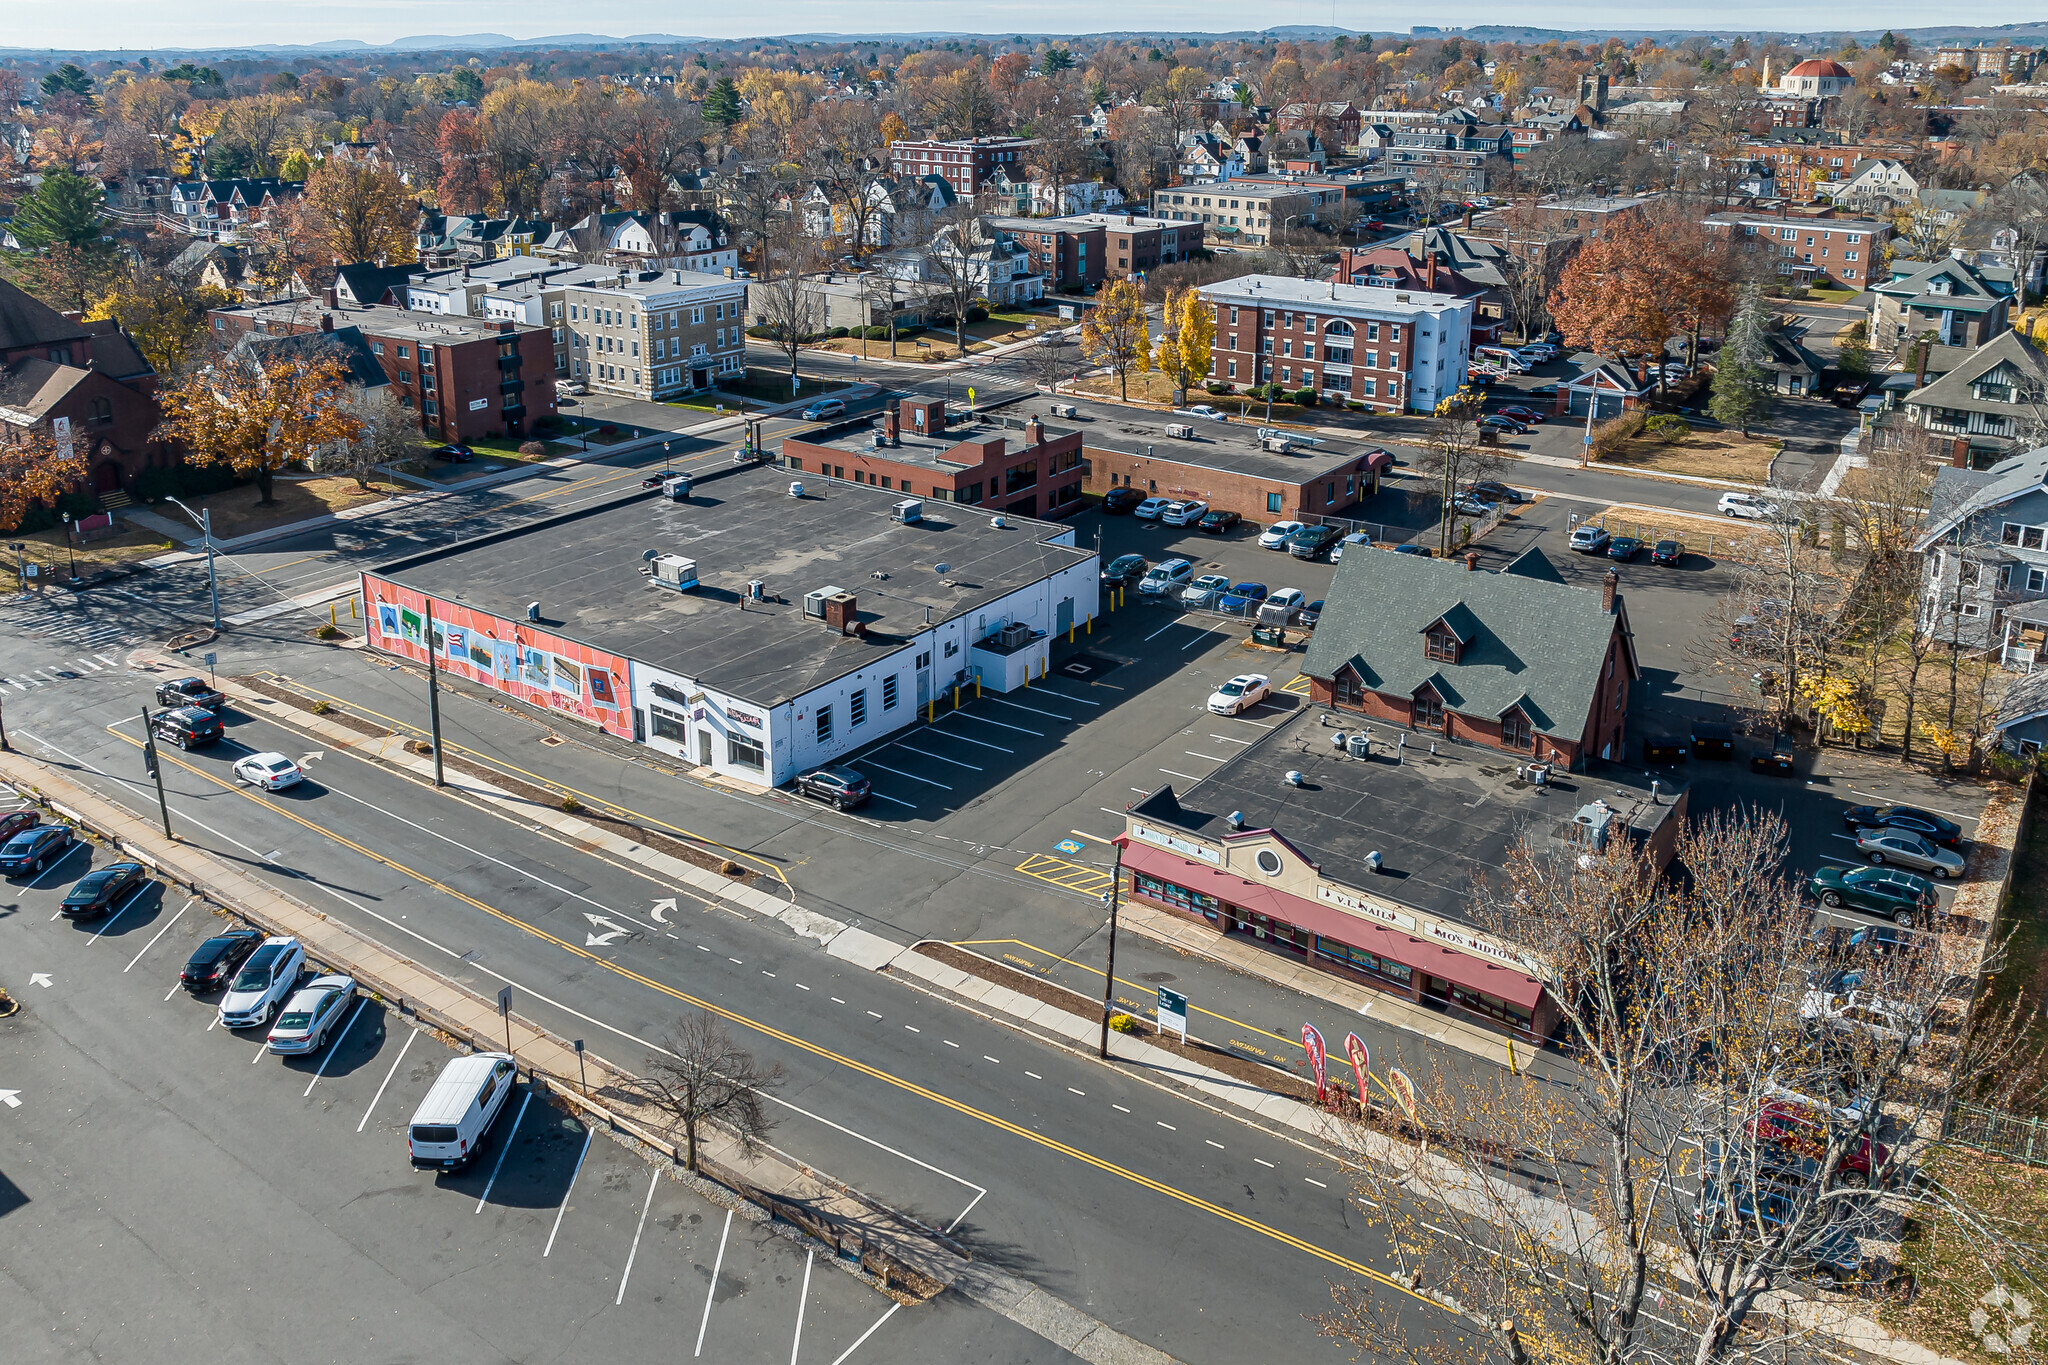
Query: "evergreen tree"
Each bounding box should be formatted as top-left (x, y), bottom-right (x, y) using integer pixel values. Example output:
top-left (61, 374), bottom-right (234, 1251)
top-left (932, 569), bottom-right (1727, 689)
top-left (1710, 286), bottom-right (1776, 437)
top-left (40, 63), bottom-right (92, 97)
top-left (10, 169), bottom-right (106, 251)
top-left (703, 76), bottom-right (743, 129)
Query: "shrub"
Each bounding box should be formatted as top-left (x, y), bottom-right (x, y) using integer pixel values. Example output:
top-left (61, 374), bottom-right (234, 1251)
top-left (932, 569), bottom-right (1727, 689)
top-left (517, 440), bottom-right (547, 456)
top-left (966, 305), bottom-right (989, 323)
top-left (309, 699), bottom-right (334, 713)
top-left (827, 326), bottom-right (849, 339)
top-left (1109, 1012), bottom-right (1139, 1034)
top-left (598, 423), bottom-right (618, 435)
top-left (1205, 381), bottom-right (1231, 395)
top-left (559, 794), bottom-right (583, 813)
top-left (1293, 387), bottom-right (1319, 407)
top-left (1644, 414), bottom-right (1692, 445)
top-left (1589, 409), bottom-right (1647, 459)
top-left (745, 324), bottom-right (775, 339)
top-left (861, 325), bottom-right (891, 339)
top-left (718, 858), bottom-right (742, 876)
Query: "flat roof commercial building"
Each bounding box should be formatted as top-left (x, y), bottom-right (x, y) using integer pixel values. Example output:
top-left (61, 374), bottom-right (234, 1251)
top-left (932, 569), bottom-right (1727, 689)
top-left (360, 464), bottom-right (1098, 788)
top-left (1118, 701), bottom-right (1685, 1043)
top-left (780, 397), bottom-right (1087, 521)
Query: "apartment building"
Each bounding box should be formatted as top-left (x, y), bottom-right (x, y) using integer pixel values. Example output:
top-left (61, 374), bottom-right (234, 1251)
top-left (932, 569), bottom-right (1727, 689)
top-left (1701, 210), bottom-right (1889, 289)
top-left (982, 217), bottom-right (1102, 292)
top-left (1150, 182), bottom-right (1349, 247)
top-left (209, 295), bottom-right (555, 443)
top-left (1199, 275), bottom-right (1475, 413)
top-left (561, 269), bottom-right (748, 400)
top-left (1042, 212), bottom-right (1199, 276)
top-left (885, 136), bottom-right (1037, 197)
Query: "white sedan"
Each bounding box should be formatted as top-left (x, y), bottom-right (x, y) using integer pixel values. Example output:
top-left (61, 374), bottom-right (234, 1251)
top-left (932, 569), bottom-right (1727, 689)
top-left (1718, 492), bottom-right (1780, 520)
top-left (1183, 405), bottom-right (1227, 421)
top-left (234, 752), bottom-right (305, 791)
top-left (1258, 521), bottom-right (1306, 549)
top-left (1207, 673), bottom-right (1272, 715)
top-left (267, 973), bottom-right (357, 1055)
top-left (1133, 497), bottom-right (1170, 520)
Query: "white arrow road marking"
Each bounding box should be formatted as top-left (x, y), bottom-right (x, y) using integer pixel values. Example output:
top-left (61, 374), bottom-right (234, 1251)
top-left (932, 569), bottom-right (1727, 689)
top-left (584, 911), bottom-right (632, 947)
top-left (0, 1090), bottom-right (19, 1108)
top-left (29, 973), bottom-right (52, 988)
top-left (650, 898), bottom-right (677, 924)
top-left (299, 751), bottom-right (325, 764)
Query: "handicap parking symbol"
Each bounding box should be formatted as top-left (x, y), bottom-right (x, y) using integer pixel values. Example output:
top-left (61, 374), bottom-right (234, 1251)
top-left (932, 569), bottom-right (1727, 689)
top-left (1055, 838), bottom-right (1085, 855)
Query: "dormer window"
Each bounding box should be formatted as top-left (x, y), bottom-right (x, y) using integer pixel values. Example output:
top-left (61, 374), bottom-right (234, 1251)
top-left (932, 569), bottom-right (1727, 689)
top-left (1414, 686), bottom-right (1445, 730)
top-left (1501, 709), bottom-right (1533, 750)
top-left (1425, 628), bottom-right (1459, 663)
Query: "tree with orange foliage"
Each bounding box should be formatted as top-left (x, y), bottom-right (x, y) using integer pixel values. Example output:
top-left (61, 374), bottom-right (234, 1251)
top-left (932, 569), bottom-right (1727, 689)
top-left (1547, 211), bottom-right (1680, 365)
top-left (297, 159), bottom-right (418, 267)
top-left (0, 424), bottom-right (87, 534)
top-left (435, 108), bottom-right (492, 214)
top-left (157, 351), bottom-right (364, 506)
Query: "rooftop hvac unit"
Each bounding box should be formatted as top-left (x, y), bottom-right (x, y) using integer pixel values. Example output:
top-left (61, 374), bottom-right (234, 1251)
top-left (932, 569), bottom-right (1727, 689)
top-left (1049, 402), bottom-right (1078, 418)
top-left (803, 585), bottom-right (848, 619)
top-left (661, 474), bottom-right (691, 500)
top-left (1262, 436), bottom-right (1295, 454)
top-left (891, 498), bottom-right (924, 524)
top-left (994, 621), bottom-right (1033, 649)
top-left (1347, 731), bottom-right (1373, 759)
top-left (1165, 423), bottom-right (1195, 439)
top-left (649, 554), bottom-right (699, 591)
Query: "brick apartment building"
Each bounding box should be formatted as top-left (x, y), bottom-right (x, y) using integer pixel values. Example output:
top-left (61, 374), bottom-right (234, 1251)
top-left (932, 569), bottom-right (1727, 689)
top-left (778, 397), bottom-right (1086, 520)
top-left (1057, 212), bottom-right (1200, 276)
top-left (560, 268), bottom-right (748, 400)
top-left (1199, 275), bottom-right (1475, 413)
top-left (983, 217), bottom-right (1103, 292)
top-left (886, 136), bottom-right (1037, 197)
top-left (1701, 209), bottom-right (1889, 289)
top-left (210, 296), bottom-right (556, 442)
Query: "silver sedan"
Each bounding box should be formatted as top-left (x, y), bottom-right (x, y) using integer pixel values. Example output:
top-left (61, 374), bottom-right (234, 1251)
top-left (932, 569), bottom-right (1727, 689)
top-left (1853, 827), bottom-right (1966, 879)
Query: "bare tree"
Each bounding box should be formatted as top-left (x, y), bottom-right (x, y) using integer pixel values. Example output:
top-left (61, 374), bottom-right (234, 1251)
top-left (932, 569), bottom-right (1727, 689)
top-left (752, 217), bottom-right (824, 390)
top-left (921, 201), bottom-right (988, 359)
top-left (1028, 327), bottom-right (1074, 391)
top-left (311, 384), bottom-right (426, 487)
top-left (641, 1010), bottom-right (784, 1173)
top-left (1414, 388), bottom-right (1503, 555)
top-left (1321, 808), bottom-right (2039, 1365)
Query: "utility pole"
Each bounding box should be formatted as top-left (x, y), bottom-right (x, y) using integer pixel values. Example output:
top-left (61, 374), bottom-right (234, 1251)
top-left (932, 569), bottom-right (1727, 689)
top-left (139, 708), bottom-right (172, 838)
top-left (0, 692), bottom-right (9, 751)
top-left (165, 497), bottom-right (221, 631)
top-left (1098, 840), bottom-right (1126, 1060)
top-left (423, 599), bottom-right (445, 787)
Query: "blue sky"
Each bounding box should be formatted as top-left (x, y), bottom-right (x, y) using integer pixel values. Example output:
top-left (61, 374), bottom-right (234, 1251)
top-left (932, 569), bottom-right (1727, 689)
top-left (8, 1), bottom-right (2037, 51)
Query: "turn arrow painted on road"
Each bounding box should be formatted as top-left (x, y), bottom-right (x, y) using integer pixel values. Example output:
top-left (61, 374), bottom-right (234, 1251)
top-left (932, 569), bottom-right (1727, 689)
top-left (583, 912), bottom-right (632, 947)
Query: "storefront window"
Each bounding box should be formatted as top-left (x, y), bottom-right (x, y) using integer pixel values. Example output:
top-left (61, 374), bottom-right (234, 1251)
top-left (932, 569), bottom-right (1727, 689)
top-left (649, 704), bottom-right (690, 744)
top-left (1426, 976), bottom-right (1534, 1031)
top-left (726, 733), bottom-right (765, 771)
top-left (1132, 872), bottom-right (1220, 922)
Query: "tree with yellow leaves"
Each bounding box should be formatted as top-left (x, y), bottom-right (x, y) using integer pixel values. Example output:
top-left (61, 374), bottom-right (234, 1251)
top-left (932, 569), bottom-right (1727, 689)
top-left (1799, 673), bottom-right (1873, 746)
top-left (1150, 288), bottom-right (1215, 407)
top-left (0, 424), bottom-right (86, 534)
top-left (295, 159), bottom-right (418, 267)
top-left (1079, 277), bottom-right (1150, 402)
top-left (86, 267), bottom-right (235, 376)
top-left (157, 351), bottom-right (364, 506)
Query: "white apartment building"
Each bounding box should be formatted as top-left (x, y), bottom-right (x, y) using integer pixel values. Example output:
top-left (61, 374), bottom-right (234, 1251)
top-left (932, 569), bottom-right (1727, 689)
top-left (562, 269), bottom-right (749, 400)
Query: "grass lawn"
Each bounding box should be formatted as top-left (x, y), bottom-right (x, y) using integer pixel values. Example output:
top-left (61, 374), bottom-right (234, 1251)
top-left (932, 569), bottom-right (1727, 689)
top-left (715, 368), bottom-right (842, 405)
top-left (172, 475), bottom-right (398, 542)
top-left (5, 524), bottom-right (174, 588)
top-left (1806, 285), bottom-right (1860, 304)
top-left (1879, 1144), bottom-right (2048, 1362)
top-left (1974, 791), bottom-right (2048, 1107)
top-left (1594, 431), bottom-right (1781, 482)
top-left (469, 433), bottom-right (571, 459)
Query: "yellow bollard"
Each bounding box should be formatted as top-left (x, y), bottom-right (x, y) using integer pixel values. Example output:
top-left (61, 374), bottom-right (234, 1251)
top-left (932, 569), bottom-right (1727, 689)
top-left (953, 684), bottom-right (961, 710)
top-left (330, 602), bottom-right (337, 628)
top-left (1506, 1038), bottom-right (1519, 1076)
top-left (1087, 615), bottom-right (1093, 635)
top-left (928, 699), bottom-right (935, 722)
top-left (1068, 624), bottom-right (1075, 643)
top-left (350, 597), bottom-right (358, 619)
top-left (975, 678), bottom-right (982, 699)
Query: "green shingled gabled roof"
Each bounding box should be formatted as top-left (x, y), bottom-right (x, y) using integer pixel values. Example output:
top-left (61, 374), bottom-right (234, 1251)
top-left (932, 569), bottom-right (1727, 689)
top-left (1301, 546), bottom-right (1634, 739)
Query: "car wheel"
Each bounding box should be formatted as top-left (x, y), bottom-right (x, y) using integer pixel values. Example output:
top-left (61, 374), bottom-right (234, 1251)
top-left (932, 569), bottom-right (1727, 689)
top-left (178, 738), bottom-right (190, 751)
top-left (1894, 911), bottom-right (1916, 929)
top-left (1820, 891), bottom-right (1842, 908)
top-left (1869, 852), bottom-right (1885, 865)
top-left (1837, 1170), bottom-right (1869, 1190)
top-left (29, 857), bottom-right (42, 875)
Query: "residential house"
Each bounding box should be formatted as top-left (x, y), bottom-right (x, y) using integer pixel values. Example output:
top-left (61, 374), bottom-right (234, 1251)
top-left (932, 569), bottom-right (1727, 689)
top-left (1303, 543), bottom-right (1638, 769)
top-left (1029, 179), bottom-right (1122, 218)
top-left (1269, 131), bottom-right (1327, 174)
top-left (538, 210), bottom-right (738, 278)
top-left (0, 279), bottom-right (165, 500)
top-left (417, 214), bottom-right (550, 265)
top-left (1200, 274), bottom-right (1474, 413)
top-left (1277, 101), bottom-right (1363, 150)
top-left (902, 220), bottom-right (1044, 306)
top-left (744, 271), bottom-right (948, 335)
top-left (1870, 255), bottom-right (2015, 351)
top-left (1760, 327), bottom-right (1826, 397)
top-left (1900, 331), bottom-right (2048, 463)
top-left (1384, 114), bottom-right (1515, 195)
top-left (1912, 444), bottom-right (2048, 648)
top-left (167, 177), bottom-right (305, 230)
top-left (1553, 357), bottom-right (1654, 420)
top-left (1828, 158), bottom-right (1920, 214)
top-left (1338, 227), bottom-right (1510, 344)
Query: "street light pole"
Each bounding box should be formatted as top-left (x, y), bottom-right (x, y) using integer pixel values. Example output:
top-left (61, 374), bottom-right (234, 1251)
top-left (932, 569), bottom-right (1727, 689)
top-left (60, 513), bottom-right (78, 581)
top-left (423, 599), bottom-right (445, 787)
top-left (165, 497), bottom-right (221, 632)
top-left (1098, 840), bottom-right (1126, 1060)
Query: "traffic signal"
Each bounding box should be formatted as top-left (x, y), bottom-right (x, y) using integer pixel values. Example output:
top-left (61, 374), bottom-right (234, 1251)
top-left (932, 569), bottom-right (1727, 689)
top-left (143, 742), bottom-right (159, 779)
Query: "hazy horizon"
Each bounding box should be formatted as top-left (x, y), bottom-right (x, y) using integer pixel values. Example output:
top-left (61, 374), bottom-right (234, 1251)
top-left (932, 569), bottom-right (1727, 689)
top-left (7, 1), bottom-right (2045, 52)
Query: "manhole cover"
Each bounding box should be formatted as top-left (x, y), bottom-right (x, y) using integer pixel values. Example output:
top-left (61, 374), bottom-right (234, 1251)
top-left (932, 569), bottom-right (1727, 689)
top-left (540, 735), bottom-right (566, 747)
top-left (1055, 651), bottom-right (1122, 680)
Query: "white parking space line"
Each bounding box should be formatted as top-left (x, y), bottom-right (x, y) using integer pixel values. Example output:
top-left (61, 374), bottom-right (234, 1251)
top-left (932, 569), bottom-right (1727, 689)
top-left (357, 1026), bottom-right (419, 1132)
top-left (618, 1168), bottom-right (662, 1306)
top-left (1305, 1177), bottom-right (1329, 1189)
top-left (789, 1248), bottom-right (815, 1365)
top-left (305, 998), bottom-right (370, 1096)
top-left (869, 791), bottom-right (917, 809)
top-left (860, 760), bottom-right (952, 790)
top-left (1144, 615), bottom-right (1191, 641)
top-left (543, 1126), bottom-right (595, 1257)
top-left (890, 743), bottom-right (983, 771)
top-left (253, 1038), bottom-right (270, 1063)
top-left (125, 896), bottom-right (195, 972)
top-left (1182, 626), bottom-right (1227, 650)
top-left (1848, 791), bottom-right (1978, 824)
top-left (476, 1091), bottom-right (534, 1212)
top-left (829, 1303), bottom-right (903, 1365)
top-left (94, 654), bottom-right (119, 667)
top-left (1159, 769), bottom-right (1201, 781)
top-left (28, 843), bottom-right (86, 893)
top-left (985, 697), bottom-right (1072, 721)
top-left (1210, 734), bottom-right (1253, 744)
top-left (1183, 752), bottom-right (1231, 763)
top-left (694, 1206), bottom-right (733, 1352)
top-left (1254, 1158), bottom-right (1276, 1168)
top-left (953, 713), bottom-right (1042, 736)
top-left (1224, 716), bottom-right (1277, 729)
top-left (1035, 687), bottom-right (1102, 706)
top-left (924, 727), bottom-right (1013, 753)
top-left (944, 1185), bottom-right (988, 1233)
top-left (86, 884), bottom-right (153, 944)
top-left (164, 982), bottom-right (182, 1001)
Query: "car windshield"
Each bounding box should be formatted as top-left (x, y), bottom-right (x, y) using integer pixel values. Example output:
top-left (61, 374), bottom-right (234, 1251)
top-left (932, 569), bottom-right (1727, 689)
top-left (68, 873), bottom-right (110, 895)
top-left (1218, 682), bottom-right (1245, 696)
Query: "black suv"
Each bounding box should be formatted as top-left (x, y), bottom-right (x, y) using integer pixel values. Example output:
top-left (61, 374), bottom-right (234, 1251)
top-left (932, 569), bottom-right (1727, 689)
top-left (181, 929), bottom-right (263, 993)
top-left (156, 676), bottom-right (226, 712)
top-left (152, 706), bottom-right (223, 750)
top-left (1102, 487), bottom-right (1145, 514)
top-left (793, 767), bottom-right (871, 810)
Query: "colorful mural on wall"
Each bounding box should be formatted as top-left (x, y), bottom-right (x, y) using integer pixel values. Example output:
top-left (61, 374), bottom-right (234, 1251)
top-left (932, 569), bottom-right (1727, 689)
top-left (360, 573), bottom-right (635, 741)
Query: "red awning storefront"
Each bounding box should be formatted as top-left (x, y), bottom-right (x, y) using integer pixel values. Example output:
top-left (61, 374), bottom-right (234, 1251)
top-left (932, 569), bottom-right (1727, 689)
top-left (1117, 839), bottom-right (1544, 1012)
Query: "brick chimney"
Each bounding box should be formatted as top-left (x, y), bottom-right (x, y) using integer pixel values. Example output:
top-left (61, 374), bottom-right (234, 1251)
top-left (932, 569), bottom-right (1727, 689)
top-left (323, 287), bottom-right (338, 309)
top-left (1462, 207), bottom-right (1473, 231)
top-left (1425, 252), bottom-right (1439, 292)
top-left (821, 591), bottom-right (857, 635)
top-left (1915, 342), bottom-right (1930, 389)
top-left (1602, 570), bottom-right (1619, 613)
top-left (1025, 416), bottom-right (1045, 446)
top-left (320, 313), bottom-right (334, 332)
top-left (882, 405), bottom-right (900, 444)
top-left (1464, 550), bottom-right (1480, 571)
top-left (1953, 435), bottom-right (1971, 467)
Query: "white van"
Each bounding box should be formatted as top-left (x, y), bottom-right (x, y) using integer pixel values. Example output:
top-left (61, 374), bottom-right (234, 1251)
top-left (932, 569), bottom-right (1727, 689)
top-left (408, 1052), bottom-right (518, 1170)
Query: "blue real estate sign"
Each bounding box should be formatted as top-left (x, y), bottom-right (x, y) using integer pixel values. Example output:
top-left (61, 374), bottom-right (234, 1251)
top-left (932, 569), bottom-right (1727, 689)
top-left (1157, 987), bottom-right (1188, 1040)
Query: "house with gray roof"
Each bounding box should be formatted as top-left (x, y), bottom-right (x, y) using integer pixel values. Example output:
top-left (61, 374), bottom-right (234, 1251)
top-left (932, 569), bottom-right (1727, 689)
top-left (1912, 444), bottom-right (2048, 648)
top-left (1901, 331), bottom-right (2048, 464)
top-left (1989, 662), bottom-right (2048, 756)
top-left (1870, 256), bottom-right (2014, 352)
top-left (1301, 544), bottom-right (1638, 769)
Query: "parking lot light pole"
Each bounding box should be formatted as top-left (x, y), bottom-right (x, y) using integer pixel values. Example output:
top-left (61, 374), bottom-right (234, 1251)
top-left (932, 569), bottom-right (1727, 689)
top-left (164, 497), bottom-right (221, 631)
top-left (1098, 841), bottom-right (1126, 1060)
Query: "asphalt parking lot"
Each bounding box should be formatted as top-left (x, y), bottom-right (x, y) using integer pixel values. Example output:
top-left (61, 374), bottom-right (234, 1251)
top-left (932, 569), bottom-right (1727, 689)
top-left (0, 812), bottom-right (1078, 1365)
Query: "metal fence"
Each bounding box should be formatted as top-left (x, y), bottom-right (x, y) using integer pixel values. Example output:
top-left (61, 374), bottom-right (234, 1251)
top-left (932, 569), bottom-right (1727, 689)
top-left (1944, 1102), bottom-right (2048, 1167)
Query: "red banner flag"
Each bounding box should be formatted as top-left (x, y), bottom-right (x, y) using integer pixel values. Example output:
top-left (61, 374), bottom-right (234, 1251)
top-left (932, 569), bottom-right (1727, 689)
top-left (1344, 1033), bottom-right (1370, 1106)
top-left (1301, 1024), bottom-right (1328, 1102)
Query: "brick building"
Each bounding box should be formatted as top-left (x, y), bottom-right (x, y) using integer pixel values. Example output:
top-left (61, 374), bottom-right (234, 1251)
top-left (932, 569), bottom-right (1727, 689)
top-left (778, 398), bottom-right (1087, 520)
top-left (982, 217), bottom-right (1103, 292)
top-left (0, 278), bottom-right (166, 500)
top-left (1199, 275), bottom-right (1474, 413)
top-left (886, 136), bottom-right (1037, 197)
top-left (210, 296), bottom-right (555, 443)
top-left (1701, 209), bottom-right (1889, 289)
